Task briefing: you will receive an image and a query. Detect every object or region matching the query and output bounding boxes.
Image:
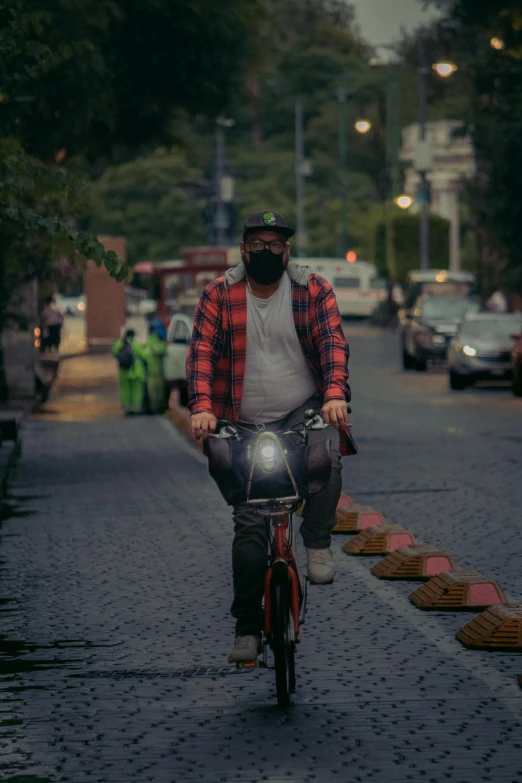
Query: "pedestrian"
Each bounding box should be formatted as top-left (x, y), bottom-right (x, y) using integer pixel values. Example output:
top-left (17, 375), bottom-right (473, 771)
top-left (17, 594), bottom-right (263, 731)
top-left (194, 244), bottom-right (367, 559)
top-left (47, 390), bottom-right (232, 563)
top-left (487, 290), bottom-right (509, 313)
top-left (112, 328), bottom-right (146, 415)
top-left (143, 318), bottom-right (168, 414)
top-left (186, 210), bottom-right (357, 663)
top-left (40, 296), bottom-right (64, 352)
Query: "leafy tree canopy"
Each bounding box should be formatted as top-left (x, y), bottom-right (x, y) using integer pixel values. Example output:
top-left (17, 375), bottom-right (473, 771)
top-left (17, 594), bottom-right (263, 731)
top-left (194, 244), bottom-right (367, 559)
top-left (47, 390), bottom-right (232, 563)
top-left (0, 0), bottom-right (264, 337)
top-left (426, 0), bottom-right (522, 291)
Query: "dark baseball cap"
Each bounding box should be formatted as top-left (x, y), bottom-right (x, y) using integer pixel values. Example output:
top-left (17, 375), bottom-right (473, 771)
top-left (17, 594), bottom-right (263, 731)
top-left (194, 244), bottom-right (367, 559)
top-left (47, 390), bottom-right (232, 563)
top-left (242, 210), bottom-right (295, 240)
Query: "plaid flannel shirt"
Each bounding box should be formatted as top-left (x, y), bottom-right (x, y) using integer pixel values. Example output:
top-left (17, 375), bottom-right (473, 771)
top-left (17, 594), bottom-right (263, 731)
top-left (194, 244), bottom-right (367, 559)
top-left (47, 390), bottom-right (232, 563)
top-left (186, 271), bottom-right (357, 456)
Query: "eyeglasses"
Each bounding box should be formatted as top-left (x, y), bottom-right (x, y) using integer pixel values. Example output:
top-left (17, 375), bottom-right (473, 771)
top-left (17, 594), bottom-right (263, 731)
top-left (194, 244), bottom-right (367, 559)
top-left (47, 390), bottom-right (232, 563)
top-left (247, 239), bottom-right (286, 254)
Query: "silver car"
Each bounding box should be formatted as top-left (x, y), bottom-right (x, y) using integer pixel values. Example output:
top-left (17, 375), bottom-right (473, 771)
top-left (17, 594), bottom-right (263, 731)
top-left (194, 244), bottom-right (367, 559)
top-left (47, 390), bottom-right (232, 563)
top-left (447, 312), bottom-right (522, 390)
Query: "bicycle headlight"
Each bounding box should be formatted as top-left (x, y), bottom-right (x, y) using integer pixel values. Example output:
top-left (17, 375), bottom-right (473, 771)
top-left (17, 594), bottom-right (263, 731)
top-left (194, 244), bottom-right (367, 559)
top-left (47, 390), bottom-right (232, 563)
top-left (258, 437), bottom-right (279, 473)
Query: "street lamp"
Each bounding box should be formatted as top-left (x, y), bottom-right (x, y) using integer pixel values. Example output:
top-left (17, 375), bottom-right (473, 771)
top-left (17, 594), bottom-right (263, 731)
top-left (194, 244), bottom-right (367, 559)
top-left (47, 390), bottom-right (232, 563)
top-left (335, 84), bottom-right (372, 255)
top-left (354, 119), bottom-right (372, 134)
top-left (490, 37), bottom-right (505, 51)
top-left (432, 61), bottom-right (458, 78)
top-left (395, 195), bottom-right (413, 209)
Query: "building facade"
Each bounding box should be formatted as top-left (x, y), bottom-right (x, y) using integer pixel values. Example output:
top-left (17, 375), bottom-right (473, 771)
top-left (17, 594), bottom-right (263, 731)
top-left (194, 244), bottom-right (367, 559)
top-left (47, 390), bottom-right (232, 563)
top-left (399, 120), bottom-right (475, 270)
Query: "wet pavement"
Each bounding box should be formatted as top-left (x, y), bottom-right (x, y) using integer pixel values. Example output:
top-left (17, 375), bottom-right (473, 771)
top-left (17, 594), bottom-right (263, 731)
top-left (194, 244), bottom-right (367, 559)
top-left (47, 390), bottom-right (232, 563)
top-left (1, 330), bottom-right (522, 783)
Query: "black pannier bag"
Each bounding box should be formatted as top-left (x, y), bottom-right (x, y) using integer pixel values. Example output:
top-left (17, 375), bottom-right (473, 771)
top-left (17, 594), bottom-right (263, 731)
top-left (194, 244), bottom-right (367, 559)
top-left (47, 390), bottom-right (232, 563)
top-left (207, 427), bottom-right (331, 506)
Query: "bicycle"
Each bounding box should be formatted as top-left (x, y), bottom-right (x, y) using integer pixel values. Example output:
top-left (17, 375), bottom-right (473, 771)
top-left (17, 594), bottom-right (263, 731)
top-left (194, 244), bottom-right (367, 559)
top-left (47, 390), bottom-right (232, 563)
top-left (208, 409), bottom-right (331, 708)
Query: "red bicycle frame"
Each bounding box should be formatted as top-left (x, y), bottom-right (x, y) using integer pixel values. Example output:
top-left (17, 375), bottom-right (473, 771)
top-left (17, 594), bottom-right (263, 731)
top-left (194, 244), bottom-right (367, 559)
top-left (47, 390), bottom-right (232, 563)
top-left (263, 513), bottom-right (302, 640)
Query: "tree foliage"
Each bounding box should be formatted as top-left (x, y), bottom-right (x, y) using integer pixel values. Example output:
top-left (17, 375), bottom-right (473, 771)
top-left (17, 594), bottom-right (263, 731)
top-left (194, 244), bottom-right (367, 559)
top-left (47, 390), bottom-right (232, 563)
top-left (426, 0), bottom-right (522, 292)
top-left (88, 0), bottom-right (384, 262)
top-left (88, 151), bottom-right (207, 263)
top-left (0, 0), bottom-right (264, 337)
top-left (2, 0), bottom-right (264, 161)
top-left (374, 213), bottom-right (451, 284)
top-left (87, 0), bottom-right (486, 279)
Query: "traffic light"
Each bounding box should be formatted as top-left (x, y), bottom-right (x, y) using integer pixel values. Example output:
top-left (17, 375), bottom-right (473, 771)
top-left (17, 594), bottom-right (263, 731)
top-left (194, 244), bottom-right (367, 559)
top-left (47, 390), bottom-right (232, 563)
top-left (346, 250), bottom-right (357, 263)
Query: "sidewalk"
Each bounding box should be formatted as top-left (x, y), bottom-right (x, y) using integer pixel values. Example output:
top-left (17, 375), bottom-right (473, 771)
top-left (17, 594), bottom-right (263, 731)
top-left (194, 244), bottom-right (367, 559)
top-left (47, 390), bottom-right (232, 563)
top-left (32, 352), bottom-right (121, 422)
top-left (0, 353), bottom-right (521, 782)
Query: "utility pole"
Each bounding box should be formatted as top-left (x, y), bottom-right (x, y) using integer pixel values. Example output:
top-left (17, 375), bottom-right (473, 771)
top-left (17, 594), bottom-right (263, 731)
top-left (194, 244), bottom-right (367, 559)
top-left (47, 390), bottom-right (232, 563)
top-left (418, 40), bottom-right (430, 270)
top-left (214, 117), bottom-right (234, 246)
top-left (449, 182), bottom-right (461, 272)
top-left (385, 63), bottom-right (401, 282)
top-left (295, 98), bottom-right (307, 258)
top-left (335, 86), bottom-right (350, 256)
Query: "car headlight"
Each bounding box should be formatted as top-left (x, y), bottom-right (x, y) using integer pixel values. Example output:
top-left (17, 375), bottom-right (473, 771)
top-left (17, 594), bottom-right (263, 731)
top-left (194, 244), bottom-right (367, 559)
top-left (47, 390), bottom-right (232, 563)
top-left (463, 345), bottom-right (476, 357)
top-left (258, 437), bottom-right (279, 473)
top-left (432, 335), bottom-right (446, 346)
top-left (77, 301), bottom-right (86, 312)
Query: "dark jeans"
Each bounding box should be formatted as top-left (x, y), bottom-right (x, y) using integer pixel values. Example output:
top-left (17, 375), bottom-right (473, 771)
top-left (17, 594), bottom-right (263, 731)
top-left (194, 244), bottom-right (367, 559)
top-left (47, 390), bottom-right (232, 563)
top-left (40, 324), bottom-right (62, 352)
top-left (231, 396), bottom-right (342, 637)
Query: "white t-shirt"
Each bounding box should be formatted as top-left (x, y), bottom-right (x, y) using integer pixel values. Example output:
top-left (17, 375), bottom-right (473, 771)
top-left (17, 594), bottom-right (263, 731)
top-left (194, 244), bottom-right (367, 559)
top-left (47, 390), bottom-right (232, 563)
top-left (239, 272), bottom-right (317, 424)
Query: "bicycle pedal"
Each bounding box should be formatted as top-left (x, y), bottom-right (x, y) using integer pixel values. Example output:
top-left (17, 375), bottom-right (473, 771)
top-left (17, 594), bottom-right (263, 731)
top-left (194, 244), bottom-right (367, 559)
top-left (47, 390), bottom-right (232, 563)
top-left (236, 660), bottom-right (260, 670)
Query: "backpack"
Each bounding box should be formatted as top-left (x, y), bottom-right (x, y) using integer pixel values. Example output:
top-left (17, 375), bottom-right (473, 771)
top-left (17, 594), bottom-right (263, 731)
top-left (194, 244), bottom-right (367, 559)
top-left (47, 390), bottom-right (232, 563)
top-left (116, 340), bottom-right (135, 370)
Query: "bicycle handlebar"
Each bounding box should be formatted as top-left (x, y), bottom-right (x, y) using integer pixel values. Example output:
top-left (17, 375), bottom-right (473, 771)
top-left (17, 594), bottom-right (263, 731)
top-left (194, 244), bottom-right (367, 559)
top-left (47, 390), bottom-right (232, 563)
top-left (209, 404), bottom-right (352, 440)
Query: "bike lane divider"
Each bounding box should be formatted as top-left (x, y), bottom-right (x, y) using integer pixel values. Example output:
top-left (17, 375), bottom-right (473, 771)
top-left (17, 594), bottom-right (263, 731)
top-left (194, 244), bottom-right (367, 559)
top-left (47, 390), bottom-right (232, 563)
top-left (333, 501), bottom-right (386, 533)
top-left (409, 569), bottom-right (508, 610)
top-left (339, 492), bottom-right (522, 688)
top-left (456, 604), bottom-right (522, 650)
top-left (371, 545), bottom-right (459, 580)
top-left (343, 524), bottom-right (418, 555)
top-left (333, 547), bottom-right (522, 718)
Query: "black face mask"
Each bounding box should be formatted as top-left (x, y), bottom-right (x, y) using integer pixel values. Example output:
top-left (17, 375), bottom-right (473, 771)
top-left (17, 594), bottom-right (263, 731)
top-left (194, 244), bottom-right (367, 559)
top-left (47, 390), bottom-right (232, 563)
top-left (246, 248), bottom-right (285, 285)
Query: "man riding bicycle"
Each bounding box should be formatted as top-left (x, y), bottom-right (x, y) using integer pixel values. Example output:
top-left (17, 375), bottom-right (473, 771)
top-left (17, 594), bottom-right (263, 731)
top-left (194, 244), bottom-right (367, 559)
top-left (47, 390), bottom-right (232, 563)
top-left (187, 210), bottom-right (357, 663)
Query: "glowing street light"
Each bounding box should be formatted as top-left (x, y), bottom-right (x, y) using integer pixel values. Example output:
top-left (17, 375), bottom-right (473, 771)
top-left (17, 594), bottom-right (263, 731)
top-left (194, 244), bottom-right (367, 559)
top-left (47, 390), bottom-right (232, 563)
top-left (432, 61), bottom-right (458, 78)
top-left (395, 195), bottom-right (413, 209)
top-left (490, 37), bottom-right (505, 51)
top-left (354, 119), bottom-right (372, 134)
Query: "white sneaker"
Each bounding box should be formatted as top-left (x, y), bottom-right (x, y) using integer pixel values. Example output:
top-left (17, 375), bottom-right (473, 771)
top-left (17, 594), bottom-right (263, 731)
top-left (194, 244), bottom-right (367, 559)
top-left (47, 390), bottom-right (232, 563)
top-left (307, 547), bottom-right (336, 584)
top-left (228, 635), bottom-right (262, 663)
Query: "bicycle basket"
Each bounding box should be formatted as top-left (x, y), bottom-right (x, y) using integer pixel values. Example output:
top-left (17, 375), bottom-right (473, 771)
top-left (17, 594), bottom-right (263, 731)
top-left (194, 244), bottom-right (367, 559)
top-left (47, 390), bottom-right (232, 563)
top-left (207, 428), bottom-right (332, 506)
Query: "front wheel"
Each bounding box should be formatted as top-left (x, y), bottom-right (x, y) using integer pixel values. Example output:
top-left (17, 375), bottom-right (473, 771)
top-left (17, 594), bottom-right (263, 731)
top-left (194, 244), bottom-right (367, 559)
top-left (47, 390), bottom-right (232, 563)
top-left (513, 368), bottom-right (522, 397)
top-left (449, 370), bottom-right (467, 391)
top-left (271, 572), bottom-right (295, 708)
top-left (402, 345), bottom-right (415, 371)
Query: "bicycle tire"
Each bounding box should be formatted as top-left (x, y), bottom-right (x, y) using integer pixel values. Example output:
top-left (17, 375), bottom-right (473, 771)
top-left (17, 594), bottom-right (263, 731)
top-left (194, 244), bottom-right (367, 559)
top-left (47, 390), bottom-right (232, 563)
top-left (271, 568), bottom-right (295, 708)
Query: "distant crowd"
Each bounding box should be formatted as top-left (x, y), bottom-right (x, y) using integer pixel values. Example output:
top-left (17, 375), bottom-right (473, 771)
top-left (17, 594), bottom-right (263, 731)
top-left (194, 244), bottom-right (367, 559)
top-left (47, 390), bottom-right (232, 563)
top-left (112, 320), bottom-right (169, 416)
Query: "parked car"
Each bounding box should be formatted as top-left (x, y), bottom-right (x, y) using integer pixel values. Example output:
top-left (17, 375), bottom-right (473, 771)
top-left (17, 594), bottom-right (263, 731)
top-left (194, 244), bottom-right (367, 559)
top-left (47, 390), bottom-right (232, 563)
top-left (447, 312), bottom-right (522, 390)
top-left (401, 295), bottom-right (482, 371)
top-left (399, 269), bottom-right (477, 320)
top-left (511, 328), bottom-right (522, 397)
top-left (163, 313), bottom-right (193, 406)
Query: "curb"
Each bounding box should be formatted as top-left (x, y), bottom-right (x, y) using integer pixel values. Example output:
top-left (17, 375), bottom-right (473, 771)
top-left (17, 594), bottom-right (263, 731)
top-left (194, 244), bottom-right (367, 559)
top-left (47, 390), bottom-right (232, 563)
top-left (165, 404), bottom-right (203, 451)
top-left (0, 440), bottom-right (18, 505)
top-left (59, 350), bottom-right (89, 362)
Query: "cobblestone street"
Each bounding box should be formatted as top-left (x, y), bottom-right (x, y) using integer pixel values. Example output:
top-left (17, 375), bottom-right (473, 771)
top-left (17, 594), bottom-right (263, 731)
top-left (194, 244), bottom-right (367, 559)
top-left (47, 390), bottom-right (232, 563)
top-left (1, 330), bottom-right (522, 783)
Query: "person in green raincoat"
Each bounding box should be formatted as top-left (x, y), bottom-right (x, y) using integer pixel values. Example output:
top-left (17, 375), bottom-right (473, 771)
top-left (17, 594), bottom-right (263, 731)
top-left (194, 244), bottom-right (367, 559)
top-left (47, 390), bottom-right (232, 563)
top-left (112, 329), bottom-right (147, 415)
top-left (143, 319), bottom-right (168, 414)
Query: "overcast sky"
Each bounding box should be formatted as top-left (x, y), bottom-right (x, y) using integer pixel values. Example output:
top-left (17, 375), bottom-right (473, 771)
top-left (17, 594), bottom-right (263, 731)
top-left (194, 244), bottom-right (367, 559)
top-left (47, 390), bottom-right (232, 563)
top-left (350, 0), bottom-right (441, 48)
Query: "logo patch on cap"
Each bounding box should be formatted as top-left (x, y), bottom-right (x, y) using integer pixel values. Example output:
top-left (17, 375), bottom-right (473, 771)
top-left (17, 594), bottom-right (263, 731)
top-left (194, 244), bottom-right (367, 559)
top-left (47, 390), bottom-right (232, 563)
top-left (262, 212), bottom-right (277, 226)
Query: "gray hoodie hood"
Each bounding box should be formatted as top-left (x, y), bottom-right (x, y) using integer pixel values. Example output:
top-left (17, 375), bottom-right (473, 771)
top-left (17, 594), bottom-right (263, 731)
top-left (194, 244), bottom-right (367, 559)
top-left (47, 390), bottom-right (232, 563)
top-left (224, 261), bottom-right (312, 287)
